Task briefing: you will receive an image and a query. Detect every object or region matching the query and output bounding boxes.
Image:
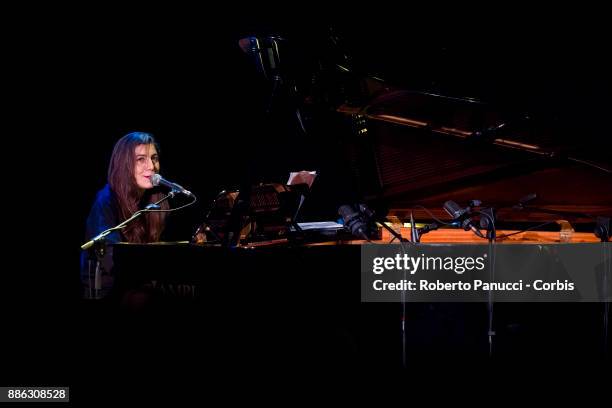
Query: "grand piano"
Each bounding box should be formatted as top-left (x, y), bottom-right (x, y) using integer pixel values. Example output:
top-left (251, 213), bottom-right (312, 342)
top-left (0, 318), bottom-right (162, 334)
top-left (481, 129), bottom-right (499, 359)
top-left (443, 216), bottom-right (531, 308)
top-left (84, 27), bottom-right (611, 369)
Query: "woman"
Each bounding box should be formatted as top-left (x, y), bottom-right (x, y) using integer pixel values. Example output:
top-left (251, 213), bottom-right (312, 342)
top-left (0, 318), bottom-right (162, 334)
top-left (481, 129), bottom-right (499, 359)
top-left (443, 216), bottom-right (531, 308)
top-left (81, 131), bottom-right (169, 299)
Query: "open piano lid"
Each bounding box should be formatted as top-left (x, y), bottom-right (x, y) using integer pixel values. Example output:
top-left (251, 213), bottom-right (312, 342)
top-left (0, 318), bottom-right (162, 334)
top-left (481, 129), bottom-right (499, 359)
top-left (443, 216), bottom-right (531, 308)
top-left (335, 82), bottom-right (611, 228)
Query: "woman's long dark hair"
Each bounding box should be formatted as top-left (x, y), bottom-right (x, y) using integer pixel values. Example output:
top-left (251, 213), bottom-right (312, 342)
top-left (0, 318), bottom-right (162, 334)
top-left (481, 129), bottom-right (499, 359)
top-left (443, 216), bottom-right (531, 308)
top-left (108, 132), bottom-right (168, 243)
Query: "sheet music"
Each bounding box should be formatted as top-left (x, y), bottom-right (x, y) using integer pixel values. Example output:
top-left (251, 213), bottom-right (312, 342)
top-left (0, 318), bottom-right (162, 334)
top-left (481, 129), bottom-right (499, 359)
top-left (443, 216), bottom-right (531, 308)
top-left (287, 170), bottom-right (317, 188)
top-left (287, 170), bottom-right (317, 221)
top-left (296, 221), bottom-right (344, 231)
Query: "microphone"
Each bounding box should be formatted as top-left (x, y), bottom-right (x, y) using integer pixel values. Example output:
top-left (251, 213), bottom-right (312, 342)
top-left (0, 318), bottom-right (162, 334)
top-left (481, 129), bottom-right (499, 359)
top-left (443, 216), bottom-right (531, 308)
top-left (358, 203), bottom-right (375, 219)
top-left (443, 200), bottom-right (469, 219)
top-left (151, 174), bottom-right (193, 197)
top-left (359, 203), bottom-right (408, 243)
top-left (338, 205), bottom-right (370, 240)
top-left (443, 200), bottom-right (485, 238)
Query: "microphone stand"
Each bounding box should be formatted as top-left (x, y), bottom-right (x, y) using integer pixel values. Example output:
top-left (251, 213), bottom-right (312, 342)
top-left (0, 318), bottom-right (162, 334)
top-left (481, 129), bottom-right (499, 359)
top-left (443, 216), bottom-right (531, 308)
top-left (447, 201), bottom-right (497, 356)
top-left (223, 187), bottom-right (251, 248)
top-left (596, 220), bottom-right (611, 358)
top-left (408, 212), bottom-right (439, 243)
top-left (80, 192), bottom-right (176, 299)
top-left (400, 212), bottom-right (440, 367)
top-left (80, 192), bottom-right (176, 251)
top-left (380, 220), bottom-right (410, 243)
top-left (476, 208), bottom-right (498, 357)
top-left (359, 204), bottom-right (410, 243)
top-left (192, 190), bottom-right (228, 243)
top-left (486, 228), bottom-right (496, 358)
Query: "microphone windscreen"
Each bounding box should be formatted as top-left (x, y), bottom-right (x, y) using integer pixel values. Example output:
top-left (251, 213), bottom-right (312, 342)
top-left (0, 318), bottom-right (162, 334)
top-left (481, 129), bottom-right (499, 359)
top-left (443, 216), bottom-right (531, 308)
top-left (151, 173), bottom-right (162, 187)
top-left (338, 205), bottom-right (358, 222)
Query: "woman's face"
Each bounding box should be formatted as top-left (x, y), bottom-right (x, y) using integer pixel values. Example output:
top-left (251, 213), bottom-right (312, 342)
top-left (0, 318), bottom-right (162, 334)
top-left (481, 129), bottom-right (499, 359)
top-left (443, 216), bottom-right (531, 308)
top-left (134, 143), bottom-right (160, 190)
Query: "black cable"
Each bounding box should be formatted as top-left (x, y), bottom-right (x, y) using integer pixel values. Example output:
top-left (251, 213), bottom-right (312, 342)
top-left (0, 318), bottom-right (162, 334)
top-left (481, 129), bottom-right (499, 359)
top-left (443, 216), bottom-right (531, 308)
top-left (145, 195), bottom-right (198, 213)
top-left (412, 205), bottom-right (455, 226)
top-left (495, 221), bottom-right (558, 240)
top-left (81, 193), bottom-right (198, 250)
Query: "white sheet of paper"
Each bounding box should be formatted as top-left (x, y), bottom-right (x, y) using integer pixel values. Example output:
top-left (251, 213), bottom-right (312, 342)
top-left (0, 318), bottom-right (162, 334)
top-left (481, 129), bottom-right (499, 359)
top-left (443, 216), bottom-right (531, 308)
top-left (287, 170), bottom-right (317, 188)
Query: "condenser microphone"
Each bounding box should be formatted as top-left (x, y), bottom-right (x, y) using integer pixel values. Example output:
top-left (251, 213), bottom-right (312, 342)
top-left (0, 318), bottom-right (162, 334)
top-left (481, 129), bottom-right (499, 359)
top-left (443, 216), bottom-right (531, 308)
top-left (443, 200), bottom-right (485, 239)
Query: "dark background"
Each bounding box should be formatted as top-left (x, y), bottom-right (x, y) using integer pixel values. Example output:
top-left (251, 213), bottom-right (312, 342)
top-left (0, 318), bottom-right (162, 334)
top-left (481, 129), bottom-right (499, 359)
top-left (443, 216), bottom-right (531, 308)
top-left (7, 7), bottom-right (610, 248)
top-left (3, 4), bottom-right (611, 393)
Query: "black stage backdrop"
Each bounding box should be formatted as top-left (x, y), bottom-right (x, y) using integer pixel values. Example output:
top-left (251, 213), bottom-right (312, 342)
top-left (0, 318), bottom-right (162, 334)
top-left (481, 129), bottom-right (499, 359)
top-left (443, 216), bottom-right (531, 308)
top-left (3, 6), bottom-right (611, 396)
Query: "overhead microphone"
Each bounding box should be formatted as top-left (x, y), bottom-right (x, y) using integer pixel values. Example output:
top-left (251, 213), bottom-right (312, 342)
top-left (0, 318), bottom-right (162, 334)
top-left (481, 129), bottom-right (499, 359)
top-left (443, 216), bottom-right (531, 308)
top-left (151, 174), bottom-right (194, 197)
top-left (443, 200), bottom-right (485, 239)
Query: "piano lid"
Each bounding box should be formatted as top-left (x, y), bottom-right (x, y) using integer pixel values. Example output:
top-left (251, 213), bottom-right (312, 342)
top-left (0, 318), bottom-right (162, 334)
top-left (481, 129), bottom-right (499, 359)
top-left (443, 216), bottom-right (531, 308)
top-left (319, 34), bottom-right (612, 226)
top-left (239, 21), bottom-right (612, 227)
